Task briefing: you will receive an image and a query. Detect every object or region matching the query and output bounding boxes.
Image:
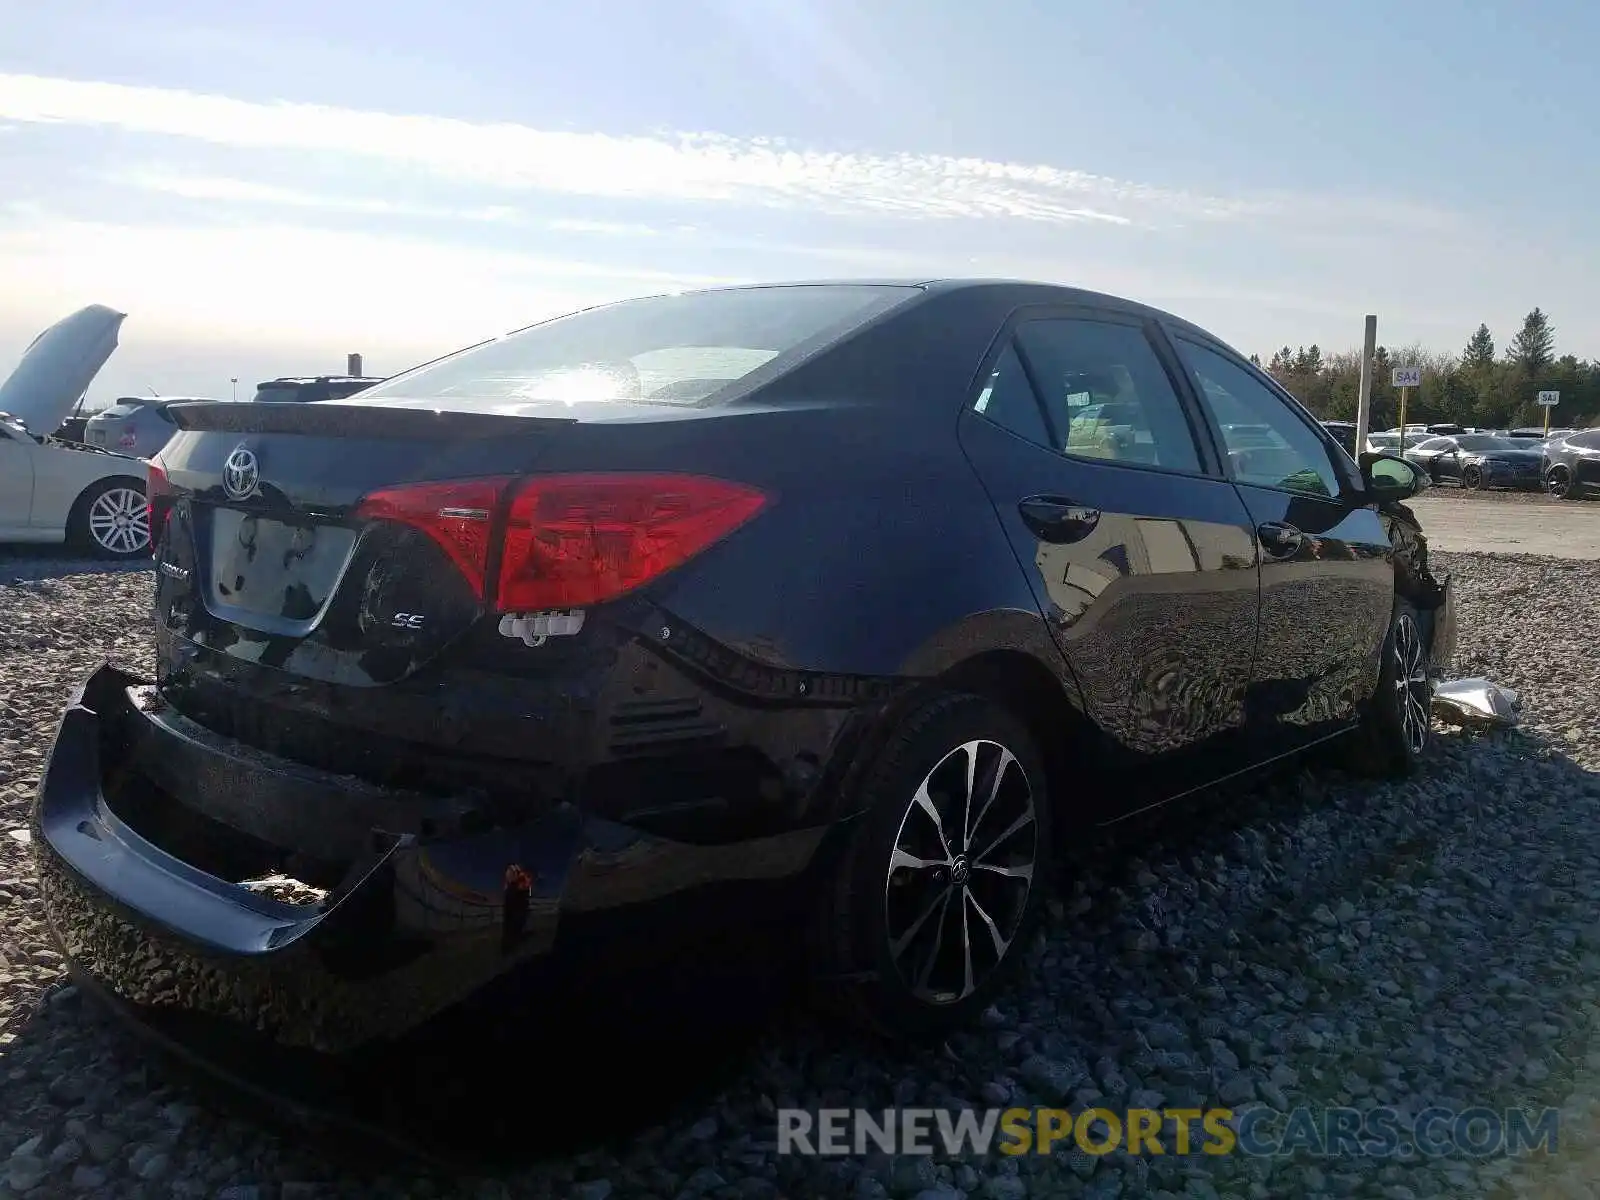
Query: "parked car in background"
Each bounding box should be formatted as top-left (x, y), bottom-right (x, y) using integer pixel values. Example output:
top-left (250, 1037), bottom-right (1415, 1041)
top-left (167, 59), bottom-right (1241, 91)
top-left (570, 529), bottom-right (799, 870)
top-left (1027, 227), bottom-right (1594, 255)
top-left (1541, 428), bottom-right (1600, 500)
top-left (1321, 420), bottom-right (1359, 457)
top-left (53, 398), bottom-right (93, 443)
top-left (250, 375), bottom-right (383, 403)
top-left (34, 279), bottom-right (1456, 1091)
top-left (1403, 433), bottom-right (1544, 490)
top-left (1366, 430), bottom-right (1431, 455)
top-left (0, 304), bottom-right (151, 558)
top-left (83, 395), bottom-right (217, 458)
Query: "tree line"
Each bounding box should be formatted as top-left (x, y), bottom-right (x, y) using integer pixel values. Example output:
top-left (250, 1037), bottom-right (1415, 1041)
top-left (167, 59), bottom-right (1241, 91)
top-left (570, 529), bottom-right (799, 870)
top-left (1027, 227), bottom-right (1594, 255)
top-left (1247, 308), bottom-right (1600, 431)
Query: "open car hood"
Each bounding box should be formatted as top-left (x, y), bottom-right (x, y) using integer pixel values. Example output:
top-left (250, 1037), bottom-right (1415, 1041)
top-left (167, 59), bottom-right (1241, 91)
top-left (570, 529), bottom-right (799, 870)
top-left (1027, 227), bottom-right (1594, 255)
top-left (0, 304), bottom-right (125, 435)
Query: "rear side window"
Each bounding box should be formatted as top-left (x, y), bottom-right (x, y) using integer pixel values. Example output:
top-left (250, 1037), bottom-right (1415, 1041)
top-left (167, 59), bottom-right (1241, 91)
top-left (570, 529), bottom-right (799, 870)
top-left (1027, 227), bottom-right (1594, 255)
top-left (973, 345), bottom-right (1052, 447)
top-left (355, 284), bottom-right (919, 408)
top-left (999, 318), bottom-right (1202, 472)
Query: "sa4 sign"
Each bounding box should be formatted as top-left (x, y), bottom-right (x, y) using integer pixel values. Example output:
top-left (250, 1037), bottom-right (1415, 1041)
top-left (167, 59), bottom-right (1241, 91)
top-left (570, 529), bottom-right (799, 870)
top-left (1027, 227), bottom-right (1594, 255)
top-left (1391, 366), bottom-right (1422, 389)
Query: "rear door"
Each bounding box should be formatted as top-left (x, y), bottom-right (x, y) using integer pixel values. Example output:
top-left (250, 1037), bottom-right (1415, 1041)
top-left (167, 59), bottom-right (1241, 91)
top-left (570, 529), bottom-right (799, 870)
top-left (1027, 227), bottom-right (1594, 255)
top-left (1164, 332), bottom-right (1394, 752)
top-left (956, 308), bottom-right (1262, 813)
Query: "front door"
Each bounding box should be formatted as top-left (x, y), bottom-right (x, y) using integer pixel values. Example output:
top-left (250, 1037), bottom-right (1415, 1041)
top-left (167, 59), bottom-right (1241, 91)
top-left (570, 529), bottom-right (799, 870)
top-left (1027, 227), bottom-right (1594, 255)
top-left (957, 310), bottom-right (1262, 816)
top-left (1166, 334), bottom-right (1395, 752)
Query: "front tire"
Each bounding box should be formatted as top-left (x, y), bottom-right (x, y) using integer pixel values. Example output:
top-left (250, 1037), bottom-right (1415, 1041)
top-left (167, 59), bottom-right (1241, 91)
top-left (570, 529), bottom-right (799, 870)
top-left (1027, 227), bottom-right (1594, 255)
top-left (1547, 466), bottom-right (1581, 501)
top-left (68, 478), bottom-right (150, 559)
top-left (811, 693), bottom-right (1053, 1039)
top-left (1350, 600), bottom-right (1433, 778)
top-left (1461, 465), bottom-right (1484, 491)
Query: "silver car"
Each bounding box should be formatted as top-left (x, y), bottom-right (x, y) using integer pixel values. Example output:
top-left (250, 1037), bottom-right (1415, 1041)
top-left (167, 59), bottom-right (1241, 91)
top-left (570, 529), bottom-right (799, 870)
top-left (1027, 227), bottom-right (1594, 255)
top-left (83, 396), bottom-right (213, 457)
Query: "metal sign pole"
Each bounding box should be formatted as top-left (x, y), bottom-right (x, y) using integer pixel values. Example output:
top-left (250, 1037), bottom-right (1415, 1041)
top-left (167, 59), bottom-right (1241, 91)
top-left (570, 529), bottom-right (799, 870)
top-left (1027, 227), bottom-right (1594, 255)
top-left (1355, 316), bottom-right (1377, 452)
top-left (1390, 364), bottom-right (1421, 444)
top-left (1538, 390), bottom-right (1561, 435)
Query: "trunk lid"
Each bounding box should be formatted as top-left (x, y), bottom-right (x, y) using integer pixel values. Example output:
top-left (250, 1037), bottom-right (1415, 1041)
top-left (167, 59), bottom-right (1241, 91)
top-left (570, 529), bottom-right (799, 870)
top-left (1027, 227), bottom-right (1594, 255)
top-left (156, 401), bottom-right (579, 683)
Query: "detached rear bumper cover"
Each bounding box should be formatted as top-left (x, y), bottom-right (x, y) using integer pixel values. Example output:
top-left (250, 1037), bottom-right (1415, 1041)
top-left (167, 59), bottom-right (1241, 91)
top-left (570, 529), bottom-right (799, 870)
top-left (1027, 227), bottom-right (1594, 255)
top-left (33, 665), bottom-right (825, 1055)
top-left (1429, 570), bottom-right (1458, 673)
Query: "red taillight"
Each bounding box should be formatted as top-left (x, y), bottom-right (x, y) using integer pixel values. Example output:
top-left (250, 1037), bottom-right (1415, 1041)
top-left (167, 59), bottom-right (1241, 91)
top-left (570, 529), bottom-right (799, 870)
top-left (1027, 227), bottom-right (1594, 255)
top-left (353, 473), bottom-right (768, 611)
top-left (352, 477), bottom-right (512, 600)
top-left (496, 473), bottom-right (768, 611)
top-left (146, 461), bottom-right (174, 534)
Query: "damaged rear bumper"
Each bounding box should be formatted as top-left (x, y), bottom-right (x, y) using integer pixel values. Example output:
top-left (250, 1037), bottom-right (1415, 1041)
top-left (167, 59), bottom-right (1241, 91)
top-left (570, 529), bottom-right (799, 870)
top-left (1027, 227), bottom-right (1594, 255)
top-left (32, 665), bottom-right (829, 1057)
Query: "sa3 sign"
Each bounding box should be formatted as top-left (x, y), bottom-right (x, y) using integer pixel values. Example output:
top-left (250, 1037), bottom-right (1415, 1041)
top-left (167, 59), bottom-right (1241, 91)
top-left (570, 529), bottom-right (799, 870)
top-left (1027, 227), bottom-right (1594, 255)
top-left (1391, 366), bottom-right (1422, 388)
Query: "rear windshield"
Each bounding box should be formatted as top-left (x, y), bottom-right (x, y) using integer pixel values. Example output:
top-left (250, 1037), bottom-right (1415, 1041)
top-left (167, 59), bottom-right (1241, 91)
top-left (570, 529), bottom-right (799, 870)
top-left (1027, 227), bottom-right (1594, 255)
top-left (99, 400), bottom-right (162, 418)
top-left (252, 384), bottom-right (312, 403)
top-left (356, 284), bottom-right (920, 408)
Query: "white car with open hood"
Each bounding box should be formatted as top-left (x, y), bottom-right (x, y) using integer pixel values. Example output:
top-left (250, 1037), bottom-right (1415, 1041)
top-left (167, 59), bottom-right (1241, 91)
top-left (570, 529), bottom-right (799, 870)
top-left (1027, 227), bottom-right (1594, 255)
top-left (0, 305), bottom-right (152, 559)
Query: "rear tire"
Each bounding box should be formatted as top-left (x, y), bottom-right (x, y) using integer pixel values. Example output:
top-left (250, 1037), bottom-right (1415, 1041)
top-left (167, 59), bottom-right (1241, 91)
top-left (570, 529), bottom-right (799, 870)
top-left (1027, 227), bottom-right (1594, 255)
top-left (1349, 599), bottom-right (1433, 778)
top-left (1461, 465), bottom-right (1484, 491)
top-left (810, 693), bottom-right (1053, 1040)
top-left (68, 478), bottom-right (150, 559)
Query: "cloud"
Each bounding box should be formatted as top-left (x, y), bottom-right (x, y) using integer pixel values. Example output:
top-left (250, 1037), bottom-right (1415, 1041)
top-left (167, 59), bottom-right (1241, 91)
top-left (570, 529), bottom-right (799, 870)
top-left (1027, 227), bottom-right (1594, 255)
top-left (112, 174), bottom-right (685, 241)
top-left (109, 172), bottom-right (521, 223)
top-left (0, 213), bottom-right (746, 352)
top-left (547, 218), bottom-right (664, 237)
top-left (0, 72), bottom-right (1250, 227)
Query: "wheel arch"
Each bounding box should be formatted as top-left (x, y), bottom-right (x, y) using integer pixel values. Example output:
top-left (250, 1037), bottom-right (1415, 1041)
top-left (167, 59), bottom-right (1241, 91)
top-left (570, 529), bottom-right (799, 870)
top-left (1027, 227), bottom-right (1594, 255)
top-left (817, 615), bottom-right (1096, 836)
top-left (69, 471), bottom-right (146, 518)
top-left (932, 648), bottom-right (1095, 828)
top-left (66, 472), bottom-right (147, 549)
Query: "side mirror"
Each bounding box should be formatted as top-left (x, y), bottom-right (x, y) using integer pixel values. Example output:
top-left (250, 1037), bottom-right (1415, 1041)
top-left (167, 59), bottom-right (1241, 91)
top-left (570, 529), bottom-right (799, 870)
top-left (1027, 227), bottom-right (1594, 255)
top-left (1360, 452), bottom-right (1428, 502)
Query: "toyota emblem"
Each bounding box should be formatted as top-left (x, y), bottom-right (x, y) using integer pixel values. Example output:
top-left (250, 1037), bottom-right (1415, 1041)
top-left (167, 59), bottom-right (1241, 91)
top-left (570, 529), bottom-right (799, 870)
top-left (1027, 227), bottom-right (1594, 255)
top-left (222, 445), bottom-right (260, 501)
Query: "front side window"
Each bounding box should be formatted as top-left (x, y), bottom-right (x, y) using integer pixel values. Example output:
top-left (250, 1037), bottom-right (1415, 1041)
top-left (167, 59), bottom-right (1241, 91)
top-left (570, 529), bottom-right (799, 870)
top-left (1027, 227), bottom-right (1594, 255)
top-left (355, 284), bottom-right (920, 408)
top-left (1175, 339), bottom-right (1341, 498)
top-left (1004, 318), bottom-right (1201, 472)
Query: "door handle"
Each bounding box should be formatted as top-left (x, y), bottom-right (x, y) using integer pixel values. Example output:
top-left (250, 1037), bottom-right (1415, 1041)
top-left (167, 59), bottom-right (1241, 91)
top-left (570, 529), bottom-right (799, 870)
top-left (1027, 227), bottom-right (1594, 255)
top-left (1256, 521), bottom-right (1304, 558)
top-left (1019, 496), bottom-right (1101, 543)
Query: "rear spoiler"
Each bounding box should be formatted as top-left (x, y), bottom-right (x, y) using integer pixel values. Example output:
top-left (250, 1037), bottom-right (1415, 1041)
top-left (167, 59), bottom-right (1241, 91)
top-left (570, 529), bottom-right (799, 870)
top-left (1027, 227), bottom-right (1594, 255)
top-left (165, 401), bottom-right (579, 440)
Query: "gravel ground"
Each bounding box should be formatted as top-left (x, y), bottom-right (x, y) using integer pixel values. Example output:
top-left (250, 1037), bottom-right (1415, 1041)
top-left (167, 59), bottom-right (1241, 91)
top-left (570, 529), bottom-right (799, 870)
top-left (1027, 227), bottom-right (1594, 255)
top-left (1415, 486), bottom-right (1566, 506)
top-left (4, 548), bottom-right (1600, 1199)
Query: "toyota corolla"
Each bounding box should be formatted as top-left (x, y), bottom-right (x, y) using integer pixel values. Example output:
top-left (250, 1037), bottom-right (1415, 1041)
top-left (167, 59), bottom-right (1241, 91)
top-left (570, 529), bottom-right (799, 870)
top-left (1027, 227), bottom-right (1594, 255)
top-left (34, 280), bottom-right (1456, 1083)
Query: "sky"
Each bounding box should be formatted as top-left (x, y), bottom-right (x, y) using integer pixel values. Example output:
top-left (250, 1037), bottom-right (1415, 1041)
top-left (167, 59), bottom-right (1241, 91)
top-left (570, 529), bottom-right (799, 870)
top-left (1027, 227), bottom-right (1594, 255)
top-left (3, 0), bottom-right (1598, 405)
